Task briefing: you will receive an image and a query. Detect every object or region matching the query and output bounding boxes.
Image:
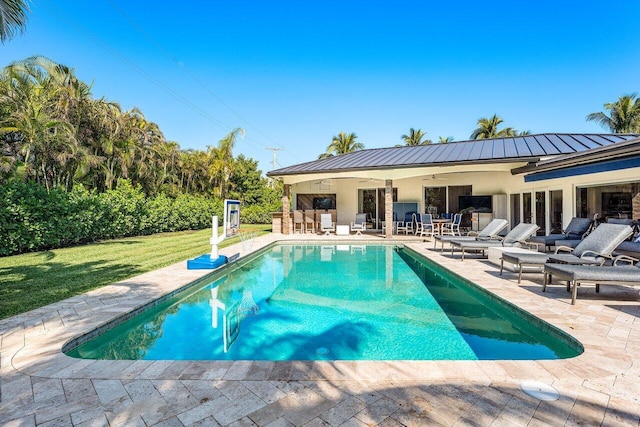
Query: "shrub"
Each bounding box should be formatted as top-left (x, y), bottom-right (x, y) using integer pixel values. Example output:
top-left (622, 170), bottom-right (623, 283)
top-left (0, 180), bottom-right (229, 256)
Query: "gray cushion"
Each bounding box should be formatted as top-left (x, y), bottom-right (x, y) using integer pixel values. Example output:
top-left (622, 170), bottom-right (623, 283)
top-left (453, 240), bottom-right (506, 249)
top-left (544, 263), bottom-right (640, 282)
top-left (546, 253), bottom-right (603, 265)
top-left (530, 218), bottom-right (593, 248)
top-left (607, 218), bottom-right (634, 226)
top-left (501, 252), bottom-right (549, 265)
top-left (615, 241), bottom-right (640, 257)
top-left (530, 234), bottom-right (569, 245)
top-left (553, 239), bottom-right (581, 249)
top-left (564, 217), bottom-right (593, 239)
top-left (435, 235), bottom-right (496, 243)
top-left (572, 223), bottom-right (633, 257)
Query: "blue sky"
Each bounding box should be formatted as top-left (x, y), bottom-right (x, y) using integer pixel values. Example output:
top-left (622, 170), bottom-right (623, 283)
top-left (3, 1), bottom-right (640, 173)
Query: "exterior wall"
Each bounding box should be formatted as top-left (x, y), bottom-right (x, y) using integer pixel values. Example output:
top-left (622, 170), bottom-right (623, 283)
top-left (506, 166), bottom-right (640, 230)
top-left (287, 166), bottom-right (640, 232)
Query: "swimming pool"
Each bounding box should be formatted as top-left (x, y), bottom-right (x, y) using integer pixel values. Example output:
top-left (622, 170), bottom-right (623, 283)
top-left (65, 244), bottom-right (582, 361)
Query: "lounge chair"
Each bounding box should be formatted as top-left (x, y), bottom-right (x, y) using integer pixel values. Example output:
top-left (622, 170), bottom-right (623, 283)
top-left (553, 218), bottom-right (633, 250)
top-left (450, 222), bottom-right (540, 261)
top-left (320, 213), bottom-right (335, 235)
top-left (433, 218), bottom-right (508, 252)
top-left (500, 223), bottom-right (634, 283)
top-left (528, 217), bottom-right (593, 252)
top-left (351, 213), bottom-right (367, 235)
top-left (543, 255), bottom-right (640, 305)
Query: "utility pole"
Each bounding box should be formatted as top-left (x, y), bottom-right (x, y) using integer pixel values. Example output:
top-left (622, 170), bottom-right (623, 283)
top-left (265, 147), bottom-right (283, 170)
top-left (265, 148), bottom-right (284, 188)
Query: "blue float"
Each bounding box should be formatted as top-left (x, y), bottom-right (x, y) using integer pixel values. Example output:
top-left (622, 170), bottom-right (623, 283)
top-left (187, 254), bottom-right (228, 270)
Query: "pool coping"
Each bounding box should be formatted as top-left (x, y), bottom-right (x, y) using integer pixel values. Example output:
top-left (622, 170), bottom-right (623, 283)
top-left (2, 232), bottom-right (639, 424)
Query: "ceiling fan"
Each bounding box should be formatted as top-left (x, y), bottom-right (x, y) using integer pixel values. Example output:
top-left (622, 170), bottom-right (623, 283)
top-left (422, 174), bottom-right (447, 181)
top-left (358, 178), bottom-right (382, 183)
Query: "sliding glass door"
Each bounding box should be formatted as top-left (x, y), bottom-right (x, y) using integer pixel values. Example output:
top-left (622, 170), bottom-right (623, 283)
top-left (358, 188), bottom-right (397, 229)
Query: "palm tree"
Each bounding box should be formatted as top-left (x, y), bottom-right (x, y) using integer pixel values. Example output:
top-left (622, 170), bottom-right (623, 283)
top-left (208, 128), bottom-right (244, 197)
top-left (319, 131), bottom-right (363, 159)
top-left (438, 136), bottom-right (454, 144)
top-left (400, 128), bottom-right (431, 146)
top-left (470, 114), bottom-right (516, 139)
top-left (586, 94), bottom-right (640, 133)
top-left (0, 0), bottom-right (29, 43)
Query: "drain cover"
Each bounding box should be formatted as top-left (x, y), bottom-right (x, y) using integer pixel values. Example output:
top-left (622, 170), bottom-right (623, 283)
top-left (315, 347), bottom-right (329, 356)
top-left (520, 380), bottom-right (560, 401)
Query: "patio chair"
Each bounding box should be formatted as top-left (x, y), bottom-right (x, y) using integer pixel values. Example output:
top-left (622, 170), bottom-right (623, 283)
top-left (293, 210), bottom-right (304, 233)
top-left (304, 211), bottom-right (315, 233)
top-left (528, 217), bottom-right (593, 252)
top-left (416, 213), bottom-right (435, 238)
top-left (450, 222), bottom-right (540, 261)
top-left (396, 212), bottom-right (415, 235)
top-left (351, 213), bottom-right (367, 235)
top-left (543, 255), bottom-right (640, 305)
top-left (320, 213), bottom-right (335, 235)
top-left (441, 213), bottom-right (462, 236)
top-left (433, 218), bottom-right (508, 252)
top-left (500, 223), bottom-right (634, 284)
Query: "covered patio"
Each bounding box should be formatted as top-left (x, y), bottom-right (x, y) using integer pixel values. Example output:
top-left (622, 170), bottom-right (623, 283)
top-left (267, 133), bottom-right (640, 239)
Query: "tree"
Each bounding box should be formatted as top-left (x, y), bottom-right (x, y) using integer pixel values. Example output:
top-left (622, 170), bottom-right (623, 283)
top-left (586, 94), bottom-right (640, 133)
top-left (470, 114), bottom-right (516, 139)
top-left (400, 128), bottom-right (431, 146)
top-left (228, 155), bottom-right (266, 205)
top-left (438, 136), bottom-right (454, 144)
top-left (0, 0), bottom-right (29, 43)
top-left (319, 131), bottom-right (363, 159)
top-left (0, 56), bottom-right (276, 205)
top-left (208, 127), bottom-right (244, 198)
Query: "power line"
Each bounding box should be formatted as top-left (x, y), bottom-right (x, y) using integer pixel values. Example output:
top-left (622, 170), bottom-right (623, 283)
top-left (41, 0), bottom-right (305, 167)
top-left (40, 2), bottom-right (229, 133)
top-left (105, 0), bottom-right (301, 164)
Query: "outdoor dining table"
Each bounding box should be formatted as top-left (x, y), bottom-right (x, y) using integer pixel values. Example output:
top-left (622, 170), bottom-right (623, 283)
top-left (431, 218), bottom-right (451, 235)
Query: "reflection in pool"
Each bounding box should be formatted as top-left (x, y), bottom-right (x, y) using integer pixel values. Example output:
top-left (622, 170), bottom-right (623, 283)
top-left (65, 244), bottom-right (583, 361)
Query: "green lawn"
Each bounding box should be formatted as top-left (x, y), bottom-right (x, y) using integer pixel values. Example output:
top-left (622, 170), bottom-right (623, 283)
top-left (0, 225), bottom-right (272, 320)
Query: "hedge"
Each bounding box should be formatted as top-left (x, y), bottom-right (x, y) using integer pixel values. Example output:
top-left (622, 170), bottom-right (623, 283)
top-left (0, 180), bottom-right (233, 256)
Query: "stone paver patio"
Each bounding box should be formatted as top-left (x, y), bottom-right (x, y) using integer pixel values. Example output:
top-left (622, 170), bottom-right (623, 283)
top-left (1, 232), bottom-right (640, 426)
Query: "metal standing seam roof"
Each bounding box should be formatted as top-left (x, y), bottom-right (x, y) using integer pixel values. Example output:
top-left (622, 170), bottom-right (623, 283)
top-left (267, 133), bottom-right (640, 177)
top-left (511, 135), bottom-right (640, 175)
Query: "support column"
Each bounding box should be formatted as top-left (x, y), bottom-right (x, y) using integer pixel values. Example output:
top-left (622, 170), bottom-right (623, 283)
top-left (633, 184), bottom-right (640, 221)
top-left (281, 184), bottom-right (291, 235)
top-left (385, 179), bottom-right (393, 238)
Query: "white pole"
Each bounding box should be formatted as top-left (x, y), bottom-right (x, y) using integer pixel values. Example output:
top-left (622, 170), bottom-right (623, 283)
top-left (210, 215), bottom-right (219, 260)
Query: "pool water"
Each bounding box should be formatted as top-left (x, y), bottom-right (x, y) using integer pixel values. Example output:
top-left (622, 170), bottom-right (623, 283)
top-left (65, 244), bottom-right (582, 361)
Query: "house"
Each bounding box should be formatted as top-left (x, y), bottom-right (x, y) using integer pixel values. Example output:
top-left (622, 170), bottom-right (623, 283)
top-left (266, 133), bottom-right (640, 237)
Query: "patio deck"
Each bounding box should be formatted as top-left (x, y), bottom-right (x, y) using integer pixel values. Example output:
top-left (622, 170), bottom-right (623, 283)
top-left (1, 232), bottom-right (639, 426)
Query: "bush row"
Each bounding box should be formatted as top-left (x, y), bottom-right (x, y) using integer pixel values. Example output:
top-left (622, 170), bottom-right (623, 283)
top-left (0, 180), bottom-right (275, 256)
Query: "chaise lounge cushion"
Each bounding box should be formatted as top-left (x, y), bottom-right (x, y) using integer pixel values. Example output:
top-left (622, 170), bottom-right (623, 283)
top-left (614, 241), bottom-right (640, 258)
top-left (529, 217), bottom-right (593, 250)
top-left (451, 222), bottom-right (539, 260)
top-left (546, 223), bottom-right (633, 264)
top-left (501, 252), bottom-right (549, 266)
top-left (544, 260), bottom-right (640, 304)
top-left (544, 262), bottom-right (640, 282)
top-left (433, 218), bottom-right (508, 250)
